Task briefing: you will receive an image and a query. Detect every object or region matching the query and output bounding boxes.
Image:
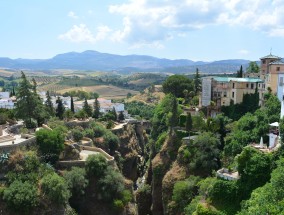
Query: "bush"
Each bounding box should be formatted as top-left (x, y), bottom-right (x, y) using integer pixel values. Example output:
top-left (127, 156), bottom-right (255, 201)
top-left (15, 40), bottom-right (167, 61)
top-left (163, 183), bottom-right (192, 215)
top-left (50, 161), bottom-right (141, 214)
top-left (113, 199), bottom-right (124, 212)
top-left (98, 166), bottom-right (125, 201)
top-left (64, 167), bottom-right (88, 196)
top-left (172, 176), bottom-right (200, 213)
top-left (36, 129), bottom-right (64, 163)
top-left (83, 128), bottom-right (94, 139)
top-left (41, 173), bottom-right (70, 204)
top-left (72, 129), bottom-right (83, 142)
top-left (91, 123), bottom-right (106, 137)
top-left (3, 180), bottom-right (39, 212)
top-left (85, 154), bottom-right (108, 177)
top-left (103, 131), bottom-right (119, 154)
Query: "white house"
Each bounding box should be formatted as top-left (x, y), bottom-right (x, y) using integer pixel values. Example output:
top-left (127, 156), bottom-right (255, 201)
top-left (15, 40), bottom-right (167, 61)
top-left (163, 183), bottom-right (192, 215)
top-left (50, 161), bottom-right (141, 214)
top-left (0, 99), bottom-right (15, 109)
top-left (0, 92), bottom-right (10, 99)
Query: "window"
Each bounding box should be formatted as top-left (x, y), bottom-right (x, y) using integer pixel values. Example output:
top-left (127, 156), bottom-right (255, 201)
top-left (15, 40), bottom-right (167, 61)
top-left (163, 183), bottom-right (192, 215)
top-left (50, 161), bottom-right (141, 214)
top-left (233, 83), bottom-right (235, 88)
top-left (224, 92), bottom-right (227, 97)
top-left (246, 83), bottom-right (249, 88)
top-left (232, 92), bottom-right (235, 98)
top-left (280, 77), bottom-right (283, 86)
top-left (277, 67), bottom-right (280, 71)
top-left (262, 59), bottom-right (266, 64)
top-left (251, 83), bottom-right (254, 89)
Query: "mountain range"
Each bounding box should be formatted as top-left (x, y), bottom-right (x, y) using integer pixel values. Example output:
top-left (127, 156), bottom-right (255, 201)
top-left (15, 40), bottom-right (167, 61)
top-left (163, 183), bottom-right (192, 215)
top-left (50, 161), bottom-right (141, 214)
top-left (0, 50), bottom-right (250, 74)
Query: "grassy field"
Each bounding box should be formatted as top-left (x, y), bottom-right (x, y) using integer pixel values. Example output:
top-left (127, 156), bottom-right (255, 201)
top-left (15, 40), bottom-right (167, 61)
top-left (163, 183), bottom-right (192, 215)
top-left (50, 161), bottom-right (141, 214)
top-left (39, 84), bottom-right (139, 99)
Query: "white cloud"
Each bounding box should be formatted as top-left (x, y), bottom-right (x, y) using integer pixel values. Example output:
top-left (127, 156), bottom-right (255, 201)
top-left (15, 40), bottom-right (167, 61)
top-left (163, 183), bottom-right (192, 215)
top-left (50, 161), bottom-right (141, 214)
top-left (108, 0), bottom-right (284, 46)
top-left (239, 49), bottom-right (249, 55)
top-left (58, 24), bottom-right (111, 43)
top-left (68, 11), bottom-right (78, 19)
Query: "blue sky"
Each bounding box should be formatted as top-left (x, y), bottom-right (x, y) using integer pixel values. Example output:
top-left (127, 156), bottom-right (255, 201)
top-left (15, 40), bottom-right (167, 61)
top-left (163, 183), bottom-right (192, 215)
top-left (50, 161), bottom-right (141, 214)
top-left (1, 0), bottom-right (284, 61)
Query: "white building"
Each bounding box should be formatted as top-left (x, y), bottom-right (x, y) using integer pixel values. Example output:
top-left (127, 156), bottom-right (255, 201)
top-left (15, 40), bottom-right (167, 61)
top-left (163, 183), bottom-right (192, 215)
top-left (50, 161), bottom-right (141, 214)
top-left (0, 99), bottom-right (14, 109)
top-left (0, 92), bottom-right (10, 99)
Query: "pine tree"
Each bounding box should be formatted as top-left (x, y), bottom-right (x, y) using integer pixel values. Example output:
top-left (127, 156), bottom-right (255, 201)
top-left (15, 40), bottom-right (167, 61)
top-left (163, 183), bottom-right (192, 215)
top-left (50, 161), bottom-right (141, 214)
top-left (194, 68), bottom-right (201, 95)
top-left (15, 72), bottom-right (44, 128)
top-left (45, 91), bottom-right (55, 116)
top-left (185, 112), bottom-right (192, 132)
top-left (83, 98), bottom-right (92, 117)
top-left (93, 97), bottom-right (100, 119)
top-left (56, 97), bottom-right (65, 120)
top-left (170, 96), bottom-right (179, 131)
top-left (70, 96), bottom-right (75, 113)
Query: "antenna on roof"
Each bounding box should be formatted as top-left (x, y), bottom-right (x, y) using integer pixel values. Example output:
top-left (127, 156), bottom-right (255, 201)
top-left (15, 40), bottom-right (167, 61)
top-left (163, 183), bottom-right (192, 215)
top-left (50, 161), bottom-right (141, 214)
top-left (270, 48), bottom-right (272, 55)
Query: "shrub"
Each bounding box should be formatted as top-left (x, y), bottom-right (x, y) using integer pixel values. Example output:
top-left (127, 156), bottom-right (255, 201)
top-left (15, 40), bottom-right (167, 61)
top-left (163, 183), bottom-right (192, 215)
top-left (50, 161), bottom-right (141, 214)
top-left (113, 199), bottom-right (124, 212)
top-left (83, 128), bottom-right (94, 139)
top-left (36, 129), bottom-right (64, 163)
top-left (64, 167), bottom-right (88, 196)
top-left (91, 123), bottom-right (106, 137)
top-left (85, 154), bottom-right (108, 178)
top-left (72, 129), bottom-right (83, 142)
top-left (41, 173), bottom-right (70, 204)
top-left (103, 131), bottom-right (119, 154)
top-left (3, 180), bottom-right (39, 212)
top-left (98, 166), bottom-right (125, 201)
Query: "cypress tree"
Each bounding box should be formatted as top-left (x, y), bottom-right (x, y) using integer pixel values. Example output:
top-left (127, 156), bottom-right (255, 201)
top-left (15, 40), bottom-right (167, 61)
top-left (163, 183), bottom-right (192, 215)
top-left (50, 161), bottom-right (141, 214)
top-left (45, 91), bottom-right (55, 117)
top-left (83, 98), bottom-right (92, 117)
top-left (185, 112), bottom-right (193, 132)
top-left (194, 68), bottom-right (201, 95)
top-left (56, 97), bottom-right (65, 120)
top-left (93, 97), bottom-right (100, 119)
top-left (70, 96), bottom-right (75, 113)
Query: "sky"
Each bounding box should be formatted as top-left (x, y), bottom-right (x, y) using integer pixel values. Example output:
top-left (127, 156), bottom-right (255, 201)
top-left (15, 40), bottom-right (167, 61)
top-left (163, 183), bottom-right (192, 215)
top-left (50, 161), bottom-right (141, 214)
top-left (1, 0), bottom-right (284, 61)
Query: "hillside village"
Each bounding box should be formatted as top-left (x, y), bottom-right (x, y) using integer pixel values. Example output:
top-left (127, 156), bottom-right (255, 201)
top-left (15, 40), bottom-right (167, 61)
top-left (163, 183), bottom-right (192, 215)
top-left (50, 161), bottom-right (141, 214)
top-left (0, 54), bottom-right (283, 214)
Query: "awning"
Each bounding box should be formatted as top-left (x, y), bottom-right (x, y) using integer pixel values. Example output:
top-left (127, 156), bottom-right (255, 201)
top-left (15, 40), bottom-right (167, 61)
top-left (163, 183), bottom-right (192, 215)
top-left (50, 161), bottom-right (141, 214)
top-left (269, 122), bottom-right (279, 127)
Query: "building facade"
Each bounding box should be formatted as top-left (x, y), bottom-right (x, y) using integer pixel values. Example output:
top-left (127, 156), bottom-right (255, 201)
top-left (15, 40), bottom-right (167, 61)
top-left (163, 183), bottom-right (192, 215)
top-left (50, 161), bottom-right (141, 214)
top-left (201, 77), bottom-right (264, 108)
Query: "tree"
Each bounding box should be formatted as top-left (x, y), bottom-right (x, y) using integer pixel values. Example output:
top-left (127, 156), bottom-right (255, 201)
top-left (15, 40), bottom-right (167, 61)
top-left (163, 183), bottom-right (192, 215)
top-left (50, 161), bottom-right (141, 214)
top-left (83, 98), bottom-right (92, 117)
top-left (162, 75), bottom-right (194, 98)
top-left (93, 97), bottom-right (100, 119)
top-left (98, 166), bottom-right (125, 201)
top-left (41, 173), bottom-right (70, 204)
top-left (169, 96), bottom-right (179, 133)
top-left (64, 167), bottom-right (88, 196)
top-left (186, 132), bottom-right (220, 176)
top-left (118, 111), bottom-right (125, 121)
top-left (112, 107), bottom-right (117, 121)
top-left (56, 97), bottom-right (65, 120)
top-left (45, 91), bottom-right (55, 117)
top-left (237, 65), bottom-right (243, 78)
top-left (63, 109), bottom-right (74, 121)
top-left (3, 180), bottom-right (39, 212)
top-left (85, 154), bottom-right (108, 177)
top-left (246, 61), bottom-right (260, 73)
top-left (194, 68), bottom-right (201, 95)
top-left (237, 147), bottom-right (272, 197)
top-left (239, 158), bottom-right (284, 214)
top-left (15, 72), bottom-right (44, 128)
top-left (185, 112), bottom-right (193, 132)
top-left (70, 96), bottom-right (74, 113)
top-left (35, 129), bottom-right (65, 163)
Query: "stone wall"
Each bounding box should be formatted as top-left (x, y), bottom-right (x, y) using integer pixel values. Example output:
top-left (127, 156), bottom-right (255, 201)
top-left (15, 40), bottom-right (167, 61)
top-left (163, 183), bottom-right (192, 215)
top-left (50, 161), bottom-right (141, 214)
top-left (0, 136), bottom-right (36, 153)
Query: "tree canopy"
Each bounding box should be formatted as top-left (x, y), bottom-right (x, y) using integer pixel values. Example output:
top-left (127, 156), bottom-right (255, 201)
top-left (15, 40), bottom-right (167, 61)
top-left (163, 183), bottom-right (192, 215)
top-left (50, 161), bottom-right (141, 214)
top-left (162, 75), bottom-right (194, 98)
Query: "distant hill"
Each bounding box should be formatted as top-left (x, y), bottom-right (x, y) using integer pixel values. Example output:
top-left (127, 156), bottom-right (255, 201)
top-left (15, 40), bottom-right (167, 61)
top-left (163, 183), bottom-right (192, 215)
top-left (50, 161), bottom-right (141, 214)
top-left (0, 50), bottom-right (250, 74)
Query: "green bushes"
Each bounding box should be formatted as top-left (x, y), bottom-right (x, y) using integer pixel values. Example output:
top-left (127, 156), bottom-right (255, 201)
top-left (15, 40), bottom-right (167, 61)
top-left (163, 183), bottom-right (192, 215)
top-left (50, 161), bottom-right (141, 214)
top-left (72, 128), bottom-right (83, 142)
top-left (36, 129), bottom-right (65, 163)
top-left (64, 167), bottom-right (88, 196)
top-left (3, 180), bottom-right (39, 212)
top-left (41, 173), bottom-right (70, 204)
top-left (85, 154), bottom-right (108, 177)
